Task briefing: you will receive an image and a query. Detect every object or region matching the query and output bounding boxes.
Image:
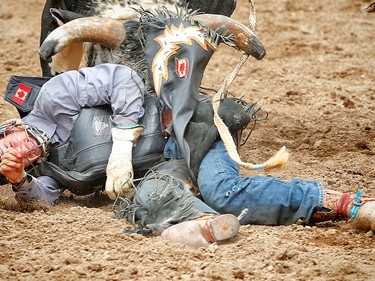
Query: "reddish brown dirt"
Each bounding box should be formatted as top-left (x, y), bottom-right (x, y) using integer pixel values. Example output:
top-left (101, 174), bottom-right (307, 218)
top-left (0, 0), bottom-right (374, 280)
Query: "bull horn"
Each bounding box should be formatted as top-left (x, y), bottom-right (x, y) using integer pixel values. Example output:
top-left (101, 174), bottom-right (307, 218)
top-left (365, 2), bottom-right (375, 12)
top-left (192, 14), bottom-right (266, 60)
top-left (39, 16), bottom-right (125, 60)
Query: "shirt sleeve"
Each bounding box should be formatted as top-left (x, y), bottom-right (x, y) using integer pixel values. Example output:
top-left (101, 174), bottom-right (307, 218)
top-left (110, 79), bottom-right (145, 128)
top-left (13, 175), bottom-right (64, 204)
top-left (78, 64), bottom-right (145, 128)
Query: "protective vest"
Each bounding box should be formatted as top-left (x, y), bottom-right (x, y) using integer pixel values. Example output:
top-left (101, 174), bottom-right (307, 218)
top-left (30, 94), bottom-right (166, 195)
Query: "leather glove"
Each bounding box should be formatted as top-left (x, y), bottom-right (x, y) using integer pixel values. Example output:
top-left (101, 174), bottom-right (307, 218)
top-left (105, 126), bottom-right (143, 200)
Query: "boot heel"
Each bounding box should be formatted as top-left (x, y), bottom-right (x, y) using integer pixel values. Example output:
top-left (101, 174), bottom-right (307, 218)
top-left (207, 214), bottom-right (240, 241)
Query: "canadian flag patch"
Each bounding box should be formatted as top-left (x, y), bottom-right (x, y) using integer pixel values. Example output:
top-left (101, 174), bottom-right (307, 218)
top-left (12, 84), bottom-right (31, 105)
top-left (175, 58), bottom-right (189, 78)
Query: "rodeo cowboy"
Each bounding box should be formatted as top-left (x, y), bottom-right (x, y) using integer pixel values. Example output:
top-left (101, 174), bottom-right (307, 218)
top-left (0, 63), bottom-right (241, 249)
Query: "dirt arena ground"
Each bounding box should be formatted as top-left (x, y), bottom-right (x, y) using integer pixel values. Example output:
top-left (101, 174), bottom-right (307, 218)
top-left (0, 0), bottom-right (374, 280)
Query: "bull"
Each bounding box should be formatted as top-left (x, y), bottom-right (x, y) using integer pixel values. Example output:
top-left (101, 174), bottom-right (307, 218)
top-left (40, 0), bottom-right (238, 76)
top-left (39, 2), bottom-right (287, 177)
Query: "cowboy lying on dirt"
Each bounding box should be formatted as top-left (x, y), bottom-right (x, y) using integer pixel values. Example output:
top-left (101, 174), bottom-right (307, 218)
top-left (1, 63), bottom-right (374, 250)
top-left (0, 63), bottom-right (241, 249)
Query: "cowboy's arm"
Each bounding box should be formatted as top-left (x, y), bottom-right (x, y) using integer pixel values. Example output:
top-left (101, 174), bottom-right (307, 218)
top-left (76, 65), bottom-right (146, 199)
top-left (13, 175), bottom-right (64, 204)
top-left (69, 65), bottom-right (145, 199)
top-left (1, 148), bottom-right (64, 203)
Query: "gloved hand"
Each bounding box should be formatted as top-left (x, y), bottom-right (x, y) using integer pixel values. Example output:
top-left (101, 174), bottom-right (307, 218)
top-left (105, 126), bottom-right (143, 200)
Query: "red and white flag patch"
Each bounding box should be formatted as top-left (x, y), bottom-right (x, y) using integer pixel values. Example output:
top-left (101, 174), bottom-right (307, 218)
top-left (12, 84), bottom-right (31, 105)
top-left (175, 58), bottom-right (189, 78)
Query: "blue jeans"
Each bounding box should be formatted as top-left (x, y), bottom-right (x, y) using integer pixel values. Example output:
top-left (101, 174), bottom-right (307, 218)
top-left (197, 141), bottom-right (324, 225)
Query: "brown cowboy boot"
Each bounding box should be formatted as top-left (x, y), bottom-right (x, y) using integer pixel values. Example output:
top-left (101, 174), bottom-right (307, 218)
top-left (347, 192), bottom-right (375, 231)
top-left (160, 214), bottom-right (240, 249)
top-left (353, 202), bottom-right (375, 230)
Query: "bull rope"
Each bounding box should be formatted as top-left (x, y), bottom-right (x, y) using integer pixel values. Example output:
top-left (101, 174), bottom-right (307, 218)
top-left (211, 53), bottom-right (289, 171)
top-left (210, 0), bottom-right (289, 171)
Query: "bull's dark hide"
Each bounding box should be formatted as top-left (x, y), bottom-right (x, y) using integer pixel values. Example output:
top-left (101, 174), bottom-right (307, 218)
top-left (84, 19), bottom-right (148, 81)
top-left (40, 0), bottom-right (237, 76)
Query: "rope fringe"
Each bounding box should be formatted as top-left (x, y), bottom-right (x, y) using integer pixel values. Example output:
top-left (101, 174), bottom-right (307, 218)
top-left (208, 1), bottom-right (289, 171)
top-left (212, 54), bottom-right (289, 171)
top-left (259, 146), bottom-right (289, 171)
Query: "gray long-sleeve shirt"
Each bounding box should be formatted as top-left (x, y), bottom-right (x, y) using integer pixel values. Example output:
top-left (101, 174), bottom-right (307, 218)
top-left (14, 64), bottom-right (144, 203)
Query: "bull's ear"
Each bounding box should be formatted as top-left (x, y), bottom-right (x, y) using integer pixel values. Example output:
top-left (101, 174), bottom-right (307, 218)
top-left (50, 8), bottom-right (85, 26)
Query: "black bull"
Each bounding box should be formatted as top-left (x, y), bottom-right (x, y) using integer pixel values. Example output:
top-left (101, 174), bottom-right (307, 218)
top-left (40, 0), bottom-right (238, 76)
top-left (39, 5), bottom-right (266, 178)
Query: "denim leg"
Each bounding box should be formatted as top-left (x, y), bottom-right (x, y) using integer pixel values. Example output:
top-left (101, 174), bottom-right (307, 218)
top-left (164, 137), bottom-right (184, 160)
top-left (197, 141), bottom-right (324, 225)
